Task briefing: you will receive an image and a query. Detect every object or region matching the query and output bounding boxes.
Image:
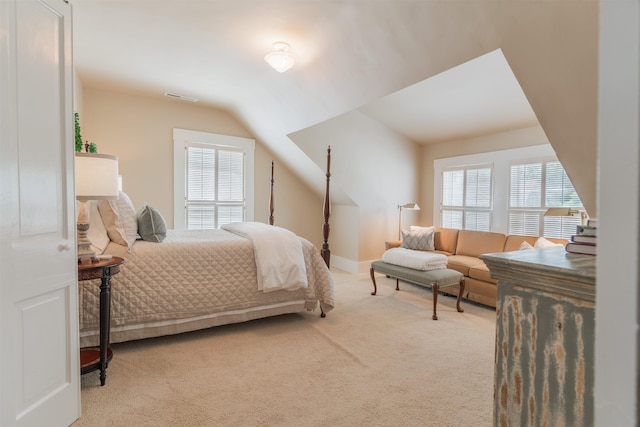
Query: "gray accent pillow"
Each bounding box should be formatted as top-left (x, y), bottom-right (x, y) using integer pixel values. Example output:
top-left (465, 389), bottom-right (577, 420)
top-left (137, 204), bottom-right (167, 242)
top-left (400, 226), bottom-right (435, 251)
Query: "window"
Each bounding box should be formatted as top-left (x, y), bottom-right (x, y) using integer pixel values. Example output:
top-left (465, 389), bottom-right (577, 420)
top-left (508, 160), bottom-right (583, 239)
top-left (441, 165), bottom-right (492, 231)
top-left (433, 144), bottom-right (584, 239)
top-left (185, 144), bottom-right (244, 230)
top-left (173, 129), bottom-right (254, 230)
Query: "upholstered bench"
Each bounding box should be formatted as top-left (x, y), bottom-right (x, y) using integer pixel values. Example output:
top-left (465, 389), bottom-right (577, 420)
top-left (370, 260), bottom-right (465, 320)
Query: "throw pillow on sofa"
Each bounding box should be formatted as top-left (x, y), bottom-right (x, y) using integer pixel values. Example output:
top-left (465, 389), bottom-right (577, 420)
top-left (401, 226), bottom-right (435, 251)
top-left (534, 237), bottom-right (564, 249)
top-left (519, 241), bottom-right (534, 250)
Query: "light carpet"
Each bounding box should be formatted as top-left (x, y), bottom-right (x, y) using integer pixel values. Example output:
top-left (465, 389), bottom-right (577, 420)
top-left (73, 270), bottom-right (496, 427)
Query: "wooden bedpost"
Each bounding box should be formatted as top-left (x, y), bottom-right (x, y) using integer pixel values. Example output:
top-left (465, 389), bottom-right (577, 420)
top-left (321, 146), bottom-right (331, 268)
top-left (269, 161), bottom-right (274, 225)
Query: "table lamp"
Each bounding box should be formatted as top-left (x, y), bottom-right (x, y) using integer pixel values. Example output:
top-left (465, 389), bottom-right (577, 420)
top-left (75, 152), bottom-right (119, 262)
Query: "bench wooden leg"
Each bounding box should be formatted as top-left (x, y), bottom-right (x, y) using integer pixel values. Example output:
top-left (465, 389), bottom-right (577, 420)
top-left (370, 267), bottom-right (377, 295)
top-left (456, 279), bottom-right (465, 313)
top-left (396, 278), bottom-right (399, 291)
top-left (432, 283), bottom-right (439, 320)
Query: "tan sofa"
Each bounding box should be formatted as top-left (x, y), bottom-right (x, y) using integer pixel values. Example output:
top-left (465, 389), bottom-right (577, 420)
top-left (387, 228), bottom-right (566, 308)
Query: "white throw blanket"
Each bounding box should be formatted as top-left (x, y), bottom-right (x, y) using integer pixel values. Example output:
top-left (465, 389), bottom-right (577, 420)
top-left (381, 247), bottom-right (448, 271)
top-left (222, 222), bottom-right (308, 292)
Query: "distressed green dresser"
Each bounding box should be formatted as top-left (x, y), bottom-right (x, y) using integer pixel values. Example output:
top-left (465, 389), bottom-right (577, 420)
top-left (481, 246), bottom-right (596, 427)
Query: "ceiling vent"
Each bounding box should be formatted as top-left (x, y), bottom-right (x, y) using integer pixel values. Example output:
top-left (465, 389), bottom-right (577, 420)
top-left (164, 92), bottom-right (198, 103)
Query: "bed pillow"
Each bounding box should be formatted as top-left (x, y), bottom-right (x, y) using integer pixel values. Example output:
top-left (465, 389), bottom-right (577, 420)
top-left (87, 200), bottom-right (110, 254)
top-left (98, 191), bottom-right (138, 249)
top-left (534, 237), bottom-right (564, 249)
top-left (401, 225), bottom-right (435, 251)
top-left (137, 204), bottom-right (167, 242)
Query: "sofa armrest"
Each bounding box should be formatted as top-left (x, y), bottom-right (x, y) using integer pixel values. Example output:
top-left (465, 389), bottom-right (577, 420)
top-left (385, 240), bottom-right (401, 250)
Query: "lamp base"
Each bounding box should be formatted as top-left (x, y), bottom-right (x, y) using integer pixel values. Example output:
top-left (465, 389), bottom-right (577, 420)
top-left (77, 221), bottom-right (96, 263)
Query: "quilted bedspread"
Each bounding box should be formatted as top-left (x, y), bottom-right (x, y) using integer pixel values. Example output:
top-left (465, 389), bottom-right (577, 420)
top-left (78, 229), bottom-right (335, 346)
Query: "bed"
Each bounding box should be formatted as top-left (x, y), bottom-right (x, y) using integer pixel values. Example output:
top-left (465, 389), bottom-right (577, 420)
top-left (79, 147), bottom-right (334, 347)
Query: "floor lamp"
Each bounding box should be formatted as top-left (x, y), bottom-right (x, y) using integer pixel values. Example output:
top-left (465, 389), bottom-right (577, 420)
top-left (543, 207), bottom-right (588, 225)
top-left (398, 203), bottom-right (420, 239)
top-left (75, 152), bottom-right (119, 263)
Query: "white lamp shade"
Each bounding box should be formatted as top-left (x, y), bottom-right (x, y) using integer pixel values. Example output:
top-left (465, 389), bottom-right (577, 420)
top-left (75, 152), bottom-right (119, 200)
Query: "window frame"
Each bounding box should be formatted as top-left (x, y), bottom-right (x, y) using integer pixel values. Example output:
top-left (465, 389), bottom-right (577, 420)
top-left (173, 128), bottom-right (254, 230)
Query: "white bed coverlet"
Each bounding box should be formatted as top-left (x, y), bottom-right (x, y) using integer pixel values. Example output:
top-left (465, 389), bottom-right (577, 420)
top-left (222, 222), bottom-right (307, 292)
top-left (381, 247), bottom-right (448, 271)
top-left (78, 228), bottom-right (334, 347)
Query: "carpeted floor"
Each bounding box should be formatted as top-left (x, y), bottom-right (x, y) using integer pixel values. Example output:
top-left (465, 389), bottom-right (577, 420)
top-left (73, 269), bottom-right (497, 427)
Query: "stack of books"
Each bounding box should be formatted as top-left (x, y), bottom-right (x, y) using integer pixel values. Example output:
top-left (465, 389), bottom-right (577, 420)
top-left (565, 219), bottom-right (597, 255)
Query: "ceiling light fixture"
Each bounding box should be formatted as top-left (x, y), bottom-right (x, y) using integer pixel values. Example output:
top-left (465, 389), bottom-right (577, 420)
top-left (265, 42), bottom-right (296, 73)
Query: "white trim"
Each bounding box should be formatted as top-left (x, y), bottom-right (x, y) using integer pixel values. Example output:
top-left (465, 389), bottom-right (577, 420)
top-left (173, 128), bottom-right (255, 230)
top-left (329, 254), bottom-right (376, 275)
top-left (433, 144), bottom-right (556, 234)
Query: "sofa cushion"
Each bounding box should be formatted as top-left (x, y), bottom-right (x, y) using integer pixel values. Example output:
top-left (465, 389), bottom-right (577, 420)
top-left (434, 228), bottom-right (459, 254)
top-left (446, 254), bottom-right (486, 276)
top-left (468, 263), bottom-right (496, 284)
top-left (455, 230), bottom-right (506, 257)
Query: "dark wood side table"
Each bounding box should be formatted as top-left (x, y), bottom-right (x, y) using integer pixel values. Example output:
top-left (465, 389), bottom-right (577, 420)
top-left (78, 256), bottom-right (124, 386)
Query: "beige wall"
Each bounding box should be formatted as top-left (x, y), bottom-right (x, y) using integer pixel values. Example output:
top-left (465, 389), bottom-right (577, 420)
top-left (81, 87), bottom-right (323, 246)
top-left (291, 110), bottom-right (420, 271)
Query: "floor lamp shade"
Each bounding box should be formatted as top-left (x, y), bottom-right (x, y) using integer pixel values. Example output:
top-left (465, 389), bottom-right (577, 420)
top-left (398, 203), bottom-right (420, 239)
top-left (75, 153), bottom-right (119, 262)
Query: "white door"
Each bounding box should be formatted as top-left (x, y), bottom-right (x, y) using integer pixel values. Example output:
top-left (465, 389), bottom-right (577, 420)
top-left (0, 0), bottom-right (80, 426)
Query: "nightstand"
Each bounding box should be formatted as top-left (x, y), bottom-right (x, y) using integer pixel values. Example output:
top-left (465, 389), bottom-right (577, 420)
top-left (78, 256), bottom-right (124, 386)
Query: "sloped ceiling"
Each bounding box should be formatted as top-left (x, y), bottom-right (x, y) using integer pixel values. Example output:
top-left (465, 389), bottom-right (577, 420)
top-left (72, 0), bottom-right (598, 213)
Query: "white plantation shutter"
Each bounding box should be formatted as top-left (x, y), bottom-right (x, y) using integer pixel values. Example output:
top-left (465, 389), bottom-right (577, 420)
top-left (441, 166), bottom-right (492, 231)
top-left (508, 160), bottom-right (583, 239)
top-left (187, 147), bottom-right (215, 201)
top-left (508, 212), bottom-right (541, 237)
top-left (185, 143), bottom-right (244, 230)
top-left (465, 211), bottom-right (491, 231)
top-left (545, 161), bottom-right (582, 208)
top-left (217, 150), bottom-right (244, 201)
top-left (442, 170), bottom-right (464, 206)
top-left (442, 210), bottom-right (463, 229)
top-left (510, 163), bottom-right (541, 207)
top-left (465, 168), bottom-right (491, 208)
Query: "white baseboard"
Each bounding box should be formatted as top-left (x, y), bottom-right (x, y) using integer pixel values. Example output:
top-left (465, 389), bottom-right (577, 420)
top-left (330, 255), bottom-right (375, 274)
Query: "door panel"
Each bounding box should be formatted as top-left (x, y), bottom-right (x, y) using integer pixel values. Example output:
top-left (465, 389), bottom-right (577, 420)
top-left (1, 0), bottom-right (80, 425)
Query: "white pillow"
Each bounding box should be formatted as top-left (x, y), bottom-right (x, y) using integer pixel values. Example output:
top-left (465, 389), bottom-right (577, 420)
top-left (518, 241), bottom-right (534, 250)
top-left (534, 237), bottom-right (563, 249)
top-left (98, 191), bottom-right (138, 249)
top-left (87, 200), bottom-right (110, 254)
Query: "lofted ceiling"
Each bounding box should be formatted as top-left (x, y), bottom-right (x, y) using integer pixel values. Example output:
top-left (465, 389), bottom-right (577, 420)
top-left (72, 0), bottom-right (541, 201)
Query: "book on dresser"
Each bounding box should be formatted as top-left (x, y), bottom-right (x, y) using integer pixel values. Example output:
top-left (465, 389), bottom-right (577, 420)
top-left (567, 221), bottom-right (597, 255)
top-left (571, 234), bottom-right (597, 244)
top-left (566, 241), bottom-right (597, 255)
top-left (576, 225), bottom-right (597, 237)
